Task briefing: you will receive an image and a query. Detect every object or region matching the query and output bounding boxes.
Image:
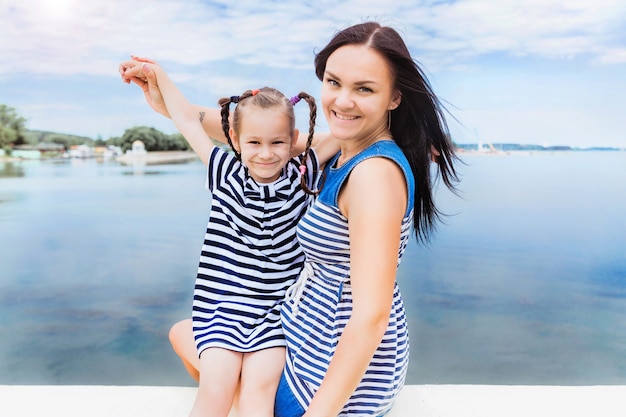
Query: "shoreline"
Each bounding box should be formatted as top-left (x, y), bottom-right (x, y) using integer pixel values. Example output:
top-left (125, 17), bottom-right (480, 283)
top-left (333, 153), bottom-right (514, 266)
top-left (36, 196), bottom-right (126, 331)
top-left (116, 151), bottom-right (199, 165)
top-left (2, 148), bottom-right (624, 165)
top-left (2, 384), bottom-right (625, 416)
top-left (0, 151), bottom-right (200, 165)
top-left (456, 148), bottom-right (626, 156)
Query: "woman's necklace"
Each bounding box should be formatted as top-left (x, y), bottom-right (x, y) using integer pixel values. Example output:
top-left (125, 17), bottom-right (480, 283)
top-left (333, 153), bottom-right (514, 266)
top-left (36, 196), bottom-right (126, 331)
top-left (336, 131), bottom-right (392, 168)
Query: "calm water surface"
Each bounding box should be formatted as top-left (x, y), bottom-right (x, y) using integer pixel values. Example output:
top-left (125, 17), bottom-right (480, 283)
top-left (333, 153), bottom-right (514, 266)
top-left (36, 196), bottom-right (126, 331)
top-left (0, 152), bottom-right (625, 386)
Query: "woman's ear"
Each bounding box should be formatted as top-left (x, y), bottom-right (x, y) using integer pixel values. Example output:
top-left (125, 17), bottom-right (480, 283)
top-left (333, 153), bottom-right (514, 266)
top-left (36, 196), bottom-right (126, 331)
top-left (389, 90), bottom-right (402, 110)
top-left (229, 127), bottom-right (241, 152)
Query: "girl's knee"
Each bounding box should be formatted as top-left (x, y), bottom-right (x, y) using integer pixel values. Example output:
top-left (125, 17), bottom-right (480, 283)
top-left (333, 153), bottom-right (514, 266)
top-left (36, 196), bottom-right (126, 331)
top-left (169, 319), bottom-right (192, 350)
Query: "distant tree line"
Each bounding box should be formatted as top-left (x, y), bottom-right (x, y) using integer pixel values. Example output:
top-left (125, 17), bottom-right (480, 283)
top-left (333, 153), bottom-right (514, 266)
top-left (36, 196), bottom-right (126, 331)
top-left (109, 126), bottom-right (189, 153)
top-left (1, 104), bottom-right (190, 155)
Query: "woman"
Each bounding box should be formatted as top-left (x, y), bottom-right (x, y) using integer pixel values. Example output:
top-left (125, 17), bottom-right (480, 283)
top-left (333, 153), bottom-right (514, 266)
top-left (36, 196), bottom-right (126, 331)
top-left (121, 21), bottom-right (459, 417)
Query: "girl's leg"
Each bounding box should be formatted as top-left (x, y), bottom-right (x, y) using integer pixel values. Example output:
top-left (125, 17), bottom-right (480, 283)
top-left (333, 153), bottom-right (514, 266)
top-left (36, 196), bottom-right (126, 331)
top-left (238, 347), bottom-right (286, 417)
top-left (169, 319), bottom-right (199, 382)
top-left (189, 347), bottom-right (243, 417)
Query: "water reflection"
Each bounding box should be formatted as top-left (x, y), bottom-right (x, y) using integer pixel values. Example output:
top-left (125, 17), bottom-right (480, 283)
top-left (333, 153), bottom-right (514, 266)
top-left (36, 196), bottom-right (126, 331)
top-left (0, 162), bottom-right (25, 178)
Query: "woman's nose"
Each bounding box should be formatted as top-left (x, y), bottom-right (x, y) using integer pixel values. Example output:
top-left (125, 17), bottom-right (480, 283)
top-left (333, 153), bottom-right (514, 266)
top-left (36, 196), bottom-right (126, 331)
top-left (334, 88), bottom-right (354, 108)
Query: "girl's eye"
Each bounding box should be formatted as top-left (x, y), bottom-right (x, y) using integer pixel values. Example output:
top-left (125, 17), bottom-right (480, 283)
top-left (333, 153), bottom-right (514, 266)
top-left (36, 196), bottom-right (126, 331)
top-left (326, 78), bottom-right (339, 86)
top-left (358, 86), bottom-right (373, 93)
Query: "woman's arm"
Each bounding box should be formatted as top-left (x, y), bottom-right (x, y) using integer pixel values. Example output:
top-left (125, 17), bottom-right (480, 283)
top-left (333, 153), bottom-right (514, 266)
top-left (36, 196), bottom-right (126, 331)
top-left (139, 63), bottom-right (216, 165)
top-left (304, 158), bottom-right (407, 417)
top-left (302, 132), bottom-right (340, 166)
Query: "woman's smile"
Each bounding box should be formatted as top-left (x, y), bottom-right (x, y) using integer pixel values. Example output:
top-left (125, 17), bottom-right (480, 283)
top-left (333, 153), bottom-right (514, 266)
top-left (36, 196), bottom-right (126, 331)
top-left (332, 111), bottom-right (359, 121)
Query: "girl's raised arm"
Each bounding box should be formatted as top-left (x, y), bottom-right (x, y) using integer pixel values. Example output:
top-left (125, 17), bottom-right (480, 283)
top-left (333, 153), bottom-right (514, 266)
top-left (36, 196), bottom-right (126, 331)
top-left (120, 57), bottom-right (342, 166)
top-left (139, 63), bottom-right (215, 165)
top-left (120, 56), bottom-right (227, 147)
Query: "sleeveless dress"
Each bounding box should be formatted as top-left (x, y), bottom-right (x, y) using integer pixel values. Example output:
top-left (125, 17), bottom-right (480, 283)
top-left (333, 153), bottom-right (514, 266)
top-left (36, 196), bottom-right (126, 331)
top-left (192, 146), bottom-right (319, 355)
top-left (280, 140), bottom-right (414, 416)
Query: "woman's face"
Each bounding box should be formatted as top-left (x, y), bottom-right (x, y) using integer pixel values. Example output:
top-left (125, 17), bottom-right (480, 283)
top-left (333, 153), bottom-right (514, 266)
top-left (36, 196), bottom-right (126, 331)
top-left (320, 44), bottom-right (401, 143)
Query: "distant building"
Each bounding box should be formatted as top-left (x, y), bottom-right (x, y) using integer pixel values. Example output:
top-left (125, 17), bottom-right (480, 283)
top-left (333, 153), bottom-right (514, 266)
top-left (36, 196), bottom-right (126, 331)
top-left (130, 140), bottom-right (147, 155)
top-left (68, 144), bottom-right (94, 158)
top-left (12, 149), bottom-right (42, 159)
top-left (95, 145), bottom-right (123, 158)
top-left (11, 143), bottom-right (65, 159)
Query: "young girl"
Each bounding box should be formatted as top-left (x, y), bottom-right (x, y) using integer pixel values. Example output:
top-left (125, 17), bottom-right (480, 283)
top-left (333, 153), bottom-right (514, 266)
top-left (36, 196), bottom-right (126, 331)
top-left (121, 62), bottom-right (337, 417)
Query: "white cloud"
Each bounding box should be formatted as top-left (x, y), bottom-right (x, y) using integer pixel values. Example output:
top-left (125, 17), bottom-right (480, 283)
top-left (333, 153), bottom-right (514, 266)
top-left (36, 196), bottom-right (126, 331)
top-left (397, 0), bottom-right (626, 68)
top-left (2, 0), bottom-right (624, 79)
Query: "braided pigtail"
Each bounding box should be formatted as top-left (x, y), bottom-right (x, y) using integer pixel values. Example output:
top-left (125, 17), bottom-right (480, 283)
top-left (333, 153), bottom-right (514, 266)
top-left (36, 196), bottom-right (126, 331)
top-left (292, 92), bottom-right (322, 195)
top-left (217, 95), bottom-right (241, 160)
top-left (217, 90), bottom-right (258, 160)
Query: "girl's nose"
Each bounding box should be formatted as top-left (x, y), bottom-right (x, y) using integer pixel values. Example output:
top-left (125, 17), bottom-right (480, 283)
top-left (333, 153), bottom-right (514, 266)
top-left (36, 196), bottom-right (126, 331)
top-left (259, 145), bottom-right (273, 158)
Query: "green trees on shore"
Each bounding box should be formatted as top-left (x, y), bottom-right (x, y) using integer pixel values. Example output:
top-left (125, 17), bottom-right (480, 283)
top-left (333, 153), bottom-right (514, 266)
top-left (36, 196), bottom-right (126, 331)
top-left (109, 126), bottom-right (189, 153)
top-left (0, 104), bottom-right (189, 154)
top-left (1, 105), bottom-right (27, 149)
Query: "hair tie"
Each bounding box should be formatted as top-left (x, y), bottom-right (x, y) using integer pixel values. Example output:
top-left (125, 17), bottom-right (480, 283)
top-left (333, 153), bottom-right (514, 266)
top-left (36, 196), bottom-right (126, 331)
top-left (251, 89), bottom-right (260, 96)
top-left (290, 96), bottom-right (301, 105)
top-left (299, 165), bottom-right (306, 175)
top-left (230, 95), bottom-right (240, 103)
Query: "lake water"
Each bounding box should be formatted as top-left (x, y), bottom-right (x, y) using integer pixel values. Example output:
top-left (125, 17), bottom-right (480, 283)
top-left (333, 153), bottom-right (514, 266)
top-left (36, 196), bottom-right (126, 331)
top-left (0, 152), bottom-right (625, 386)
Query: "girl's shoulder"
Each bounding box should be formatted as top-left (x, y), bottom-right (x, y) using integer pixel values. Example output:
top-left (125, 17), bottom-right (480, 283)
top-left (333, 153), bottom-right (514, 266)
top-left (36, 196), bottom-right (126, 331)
top-left (206, 146), bottom-right (243, 190)
top-left (208, 146), bottom-right (238, 167)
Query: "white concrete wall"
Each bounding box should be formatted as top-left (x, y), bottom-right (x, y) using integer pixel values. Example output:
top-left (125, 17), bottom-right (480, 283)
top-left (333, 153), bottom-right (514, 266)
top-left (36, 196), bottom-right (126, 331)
top-left (1, 384), bottom-right (624, 417)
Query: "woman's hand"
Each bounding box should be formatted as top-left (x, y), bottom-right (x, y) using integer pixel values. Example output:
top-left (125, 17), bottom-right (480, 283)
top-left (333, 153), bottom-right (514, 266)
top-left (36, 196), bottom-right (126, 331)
top-left (119, 56), bottom-right (170, 118)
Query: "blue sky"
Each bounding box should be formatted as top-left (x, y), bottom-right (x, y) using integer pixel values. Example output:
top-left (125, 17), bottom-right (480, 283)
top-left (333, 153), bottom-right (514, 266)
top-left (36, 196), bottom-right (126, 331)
top-left (1, 0), bottom-right (625, 148)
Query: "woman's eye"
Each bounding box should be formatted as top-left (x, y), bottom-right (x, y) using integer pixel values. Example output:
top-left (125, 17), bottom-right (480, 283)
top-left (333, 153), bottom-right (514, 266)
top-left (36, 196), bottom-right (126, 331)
top-left (359, 86), bottom-right (373, 93)
top-left (327, 79), bottom-right (339, 86)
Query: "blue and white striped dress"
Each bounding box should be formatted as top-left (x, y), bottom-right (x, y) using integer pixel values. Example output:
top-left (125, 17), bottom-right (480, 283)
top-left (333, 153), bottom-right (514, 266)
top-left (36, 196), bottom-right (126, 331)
top-left (193, 146), bottom-right (319, 355)
top-left (281, 140), bottom-right (414, 416)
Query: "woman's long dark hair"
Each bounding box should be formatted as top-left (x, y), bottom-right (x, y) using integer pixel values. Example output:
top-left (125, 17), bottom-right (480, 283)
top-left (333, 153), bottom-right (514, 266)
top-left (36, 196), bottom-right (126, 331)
top-left (314, 22), bottom-right (460, 243)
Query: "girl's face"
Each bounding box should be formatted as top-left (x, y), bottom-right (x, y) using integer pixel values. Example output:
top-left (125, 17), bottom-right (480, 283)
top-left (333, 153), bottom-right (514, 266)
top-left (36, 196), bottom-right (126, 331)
top-left (321, 44), bottom-right (401, 143)
top-left (231, 106), bottom-right (298, 183)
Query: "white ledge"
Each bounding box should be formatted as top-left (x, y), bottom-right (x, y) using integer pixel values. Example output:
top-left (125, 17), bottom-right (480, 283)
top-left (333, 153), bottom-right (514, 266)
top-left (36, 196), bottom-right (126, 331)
top-left (1, 384), bottom-right (625, 416)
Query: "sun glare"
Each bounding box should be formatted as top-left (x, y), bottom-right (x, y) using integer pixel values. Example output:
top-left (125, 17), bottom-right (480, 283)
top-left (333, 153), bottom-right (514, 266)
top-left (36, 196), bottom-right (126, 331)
top-left (37, 0), bottom-right (76, 20)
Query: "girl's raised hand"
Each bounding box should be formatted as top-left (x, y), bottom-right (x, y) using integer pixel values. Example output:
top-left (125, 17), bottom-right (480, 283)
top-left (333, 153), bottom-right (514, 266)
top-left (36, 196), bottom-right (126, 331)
top-left (119, 59), bottom-right (146, 83)
top-left (119, 57), bottom-right (170, 118)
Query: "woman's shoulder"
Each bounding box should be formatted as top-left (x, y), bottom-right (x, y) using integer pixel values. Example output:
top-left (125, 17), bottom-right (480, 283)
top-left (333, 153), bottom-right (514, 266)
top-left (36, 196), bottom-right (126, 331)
top-left (349, 141), bottom-right (414, 211)
top-left (340, 140), bottom-right (408, 174)
top-left (349, 155), bottom-right (406, 184)
top-left (368, 140), bottom-right (406, 158)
